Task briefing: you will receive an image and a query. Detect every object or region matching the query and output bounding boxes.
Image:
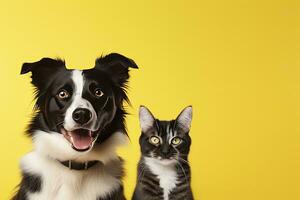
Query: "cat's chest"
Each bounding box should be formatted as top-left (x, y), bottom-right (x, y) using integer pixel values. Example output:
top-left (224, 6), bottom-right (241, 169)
top-left (145, 157), bottom-right (178, 200)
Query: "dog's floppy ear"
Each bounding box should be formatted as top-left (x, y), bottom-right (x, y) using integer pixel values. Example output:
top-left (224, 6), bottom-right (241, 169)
top-left (95, 53), bottom-right (138, 87)
top-left (21, 57), bottom-right (65, 90)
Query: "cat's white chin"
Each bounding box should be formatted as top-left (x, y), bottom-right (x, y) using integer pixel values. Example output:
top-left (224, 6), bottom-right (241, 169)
top-left (160, 159), bottom-right (177, 165)
top-left (149, 157), bottom-right (177, 166)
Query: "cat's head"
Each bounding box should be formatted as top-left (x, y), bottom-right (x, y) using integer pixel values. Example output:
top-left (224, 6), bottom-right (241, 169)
top-left (138, 105), bottom-right (192, 164)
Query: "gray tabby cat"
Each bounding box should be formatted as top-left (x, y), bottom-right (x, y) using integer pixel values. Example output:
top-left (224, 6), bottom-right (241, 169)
top-left (132, 106), bottom-right (194, 200)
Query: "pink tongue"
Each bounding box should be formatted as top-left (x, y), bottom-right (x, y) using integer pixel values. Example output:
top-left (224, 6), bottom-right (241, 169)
top-left (70, 131), bottom-right (93, 150)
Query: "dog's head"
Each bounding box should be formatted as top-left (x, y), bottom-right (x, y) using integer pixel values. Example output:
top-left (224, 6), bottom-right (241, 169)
top-left (21, 53), bottom-right (137, 160)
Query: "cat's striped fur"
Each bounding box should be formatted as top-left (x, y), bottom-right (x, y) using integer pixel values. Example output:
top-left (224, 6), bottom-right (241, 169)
top-left (132, 106), bottom-right (194, 200)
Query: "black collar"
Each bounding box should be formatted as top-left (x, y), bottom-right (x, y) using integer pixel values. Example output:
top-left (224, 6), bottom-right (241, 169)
top-left (59, 160), bottom-right (99, 170)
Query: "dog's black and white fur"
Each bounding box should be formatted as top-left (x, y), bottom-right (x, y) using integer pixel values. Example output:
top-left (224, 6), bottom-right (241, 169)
top-left (12, 53), bottom-right (138, 200)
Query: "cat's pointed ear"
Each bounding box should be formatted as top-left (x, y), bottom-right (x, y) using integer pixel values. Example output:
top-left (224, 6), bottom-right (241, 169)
top-left (175, 106), bottom-right (193, 133)
top-left (139, 105), bottom-right (156, 133)
top-left (95, 53), bottom-right (138, 87)
top-left (21, 57), bottom-right (65, 90)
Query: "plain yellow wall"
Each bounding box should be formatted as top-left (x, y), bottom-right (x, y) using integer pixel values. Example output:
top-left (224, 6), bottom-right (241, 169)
top-left (0, 0), bottom-right (299, 199)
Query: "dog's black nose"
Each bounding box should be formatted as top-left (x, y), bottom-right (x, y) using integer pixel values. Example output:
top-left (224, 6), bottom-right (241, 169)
top-left (72, 108), bottom-right (92, 125)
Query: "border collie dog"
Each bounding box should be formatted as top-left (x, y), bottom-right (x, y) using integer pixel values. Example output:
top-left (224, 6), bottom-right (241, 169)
top-left (12, 53), bottom-right (138, 200)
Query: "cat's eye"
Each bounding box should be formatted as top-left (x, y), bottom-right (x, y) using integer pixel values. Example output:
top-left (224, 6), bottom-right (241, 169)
top-left (149, 136), bottom-right (160, 145)
top-left (171, 137), bottom-right (182, 145)
top-left (57, 89), bottom-right (70, 100)
top-left (94, 89), bottom-right (104, 97)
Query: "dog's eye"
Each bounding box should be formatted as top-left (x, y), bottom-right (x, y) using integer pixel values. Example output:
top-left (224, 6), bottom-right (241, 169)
top-left (57, 89), bottom-right (70, 100)
top-left (94, 89), bottom-right (104, 98)
top-left (149, 136), bottom-right (160, 145)
top-left (171, 137), bottom-right (182, 145)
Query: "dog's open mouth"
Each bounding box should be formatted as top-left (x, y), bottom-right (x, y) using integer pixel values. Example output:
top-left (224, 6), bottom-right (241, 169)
top-left (61, 128), bottom-right (98, 152)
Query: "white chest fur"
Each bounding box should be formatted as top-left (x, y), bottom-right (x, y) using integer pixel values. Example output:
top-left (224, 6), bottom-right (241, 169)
top-left (144, 157), bottom-right (178, 200)
top-left (21, 152), bottom-right (121, 200)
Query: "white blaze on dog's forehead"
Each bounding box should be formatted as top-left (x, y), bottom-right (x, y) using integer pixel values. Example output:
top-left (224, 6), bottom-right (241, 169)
top-left (72, 70), bottom-right (84, 96)
top-left (64, 70), bottom-right (98, 131)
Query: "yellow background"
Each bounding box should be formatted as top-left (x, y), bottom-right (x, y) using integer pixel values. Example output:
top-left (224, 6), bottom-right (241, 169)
top-left (0, 0), bottom-right (299, 199)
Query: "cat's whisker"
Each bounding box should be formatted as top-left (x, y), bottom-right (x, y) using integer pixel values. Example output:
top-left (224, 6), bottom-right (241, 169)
top-left (178, 153), bottom-right (189, 156)
top-left (137, 161), bottom-right (146, 183)
top-left (137, 165), bottom-right (144, 179)
top-left (139, 167), bottom-right (146, 183)
top-left (178, 157), bottom-right (190, 165)
top-left (137, 167), bottom-right (145, 182)
top-left (173, 147), bottom-right (189, 162)
top-left (173, 146), bottom-right (181, 155)
top-left (176, 159), bottom-right (189, 187)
